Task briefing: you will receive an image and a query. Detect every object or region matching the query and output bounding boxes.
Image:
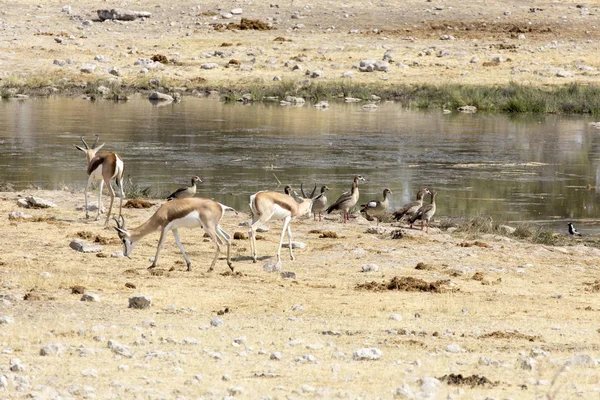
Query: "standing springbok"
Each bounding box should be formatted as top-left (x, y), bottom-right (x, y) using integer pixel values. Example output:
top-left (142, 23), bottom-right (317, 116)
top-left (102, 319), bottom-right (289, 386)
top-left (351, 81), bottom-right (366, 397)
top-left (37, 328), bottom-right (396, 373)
top-left (113, 197), bottom-right (234, 272)
top-left (74, 136), bottom-right (124, 225)
top-left (249, 187), bottom-right (317, 263)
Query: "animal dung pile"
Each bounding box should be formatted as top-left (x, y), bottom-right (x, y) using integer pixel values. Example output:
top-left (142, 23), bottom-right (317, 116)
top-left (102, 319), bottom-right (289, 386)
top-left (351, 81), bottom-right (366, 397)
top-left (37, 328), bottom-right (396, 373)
top-left (478, 331), bottom-right (541, 342)
top-left (438, 374), bottom-right (496, 388)
top-left (356, 276), bottom-right (453, 293)
top-left (124, 199), bottom-right (154, 209)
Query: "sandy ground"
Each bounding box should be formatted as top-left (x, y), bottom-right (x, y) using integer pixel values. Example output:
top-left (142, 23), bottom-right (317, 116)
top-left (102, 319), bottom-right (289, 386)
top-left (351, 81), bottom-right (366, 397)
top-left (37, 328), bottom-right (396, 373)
top-left (0, 0), bottom-right (600, 93)
top-left (1, 189), bottom-right (600, 398)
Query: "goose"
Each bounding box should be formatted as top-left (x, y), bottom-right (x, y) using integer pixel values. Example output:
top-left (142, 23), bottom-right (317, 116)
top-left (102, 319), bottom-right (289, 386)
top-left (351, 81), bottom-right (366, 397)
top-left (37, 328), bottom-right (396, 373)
top-left (568, 222), bottom-right (582, 236)
top-left (310, 185), bottom-right (330, 221)
top-left (360, 188), bottom-right (392, 225)
top-left (167, 176), bottom-right (202, 201)
top-left (284, 185), bottom-right (293, 196)
top-left (408, 190), bottom-right (437, 233)
top-left (393, 188), bottom-right (430, 228)
top-left (326, 175), bottom-right (365, 223)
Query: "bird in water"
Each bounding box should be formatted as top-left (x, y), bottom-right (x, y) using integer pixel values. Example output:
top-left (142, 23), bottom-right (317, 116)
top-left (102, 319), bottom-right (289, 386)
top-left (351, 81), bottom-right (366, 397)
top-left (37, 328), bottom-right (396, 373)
top-left (568, 222), bottom-right (582, 236)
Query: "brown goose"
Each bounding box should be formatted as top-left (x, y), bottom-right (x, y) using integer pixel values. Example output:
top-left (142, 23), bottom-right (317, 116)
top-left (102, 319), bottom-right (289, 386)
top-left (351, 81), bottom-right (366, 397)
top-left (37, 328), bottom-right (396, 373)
top-left (309, 185), bottom-right (330, 221)
top-left (167, 176), bottom-right (202, 201)
top-left (393, 188), bottom-right (430, 228)
top-left (408, 190), bottom-right (437, 233)
top-left (325, 175), bottom-right (365, 223)
top-left (360, 188), bottom-right (392, 225)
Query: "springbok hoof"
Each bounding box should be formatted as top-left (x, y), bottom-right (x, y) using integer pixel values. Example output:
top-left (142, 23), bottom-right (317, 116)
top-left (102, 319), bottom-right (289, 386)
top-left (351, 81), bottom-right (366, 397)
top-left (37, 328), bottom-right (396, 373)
top-left (147, 265), bottom-right (156, 270)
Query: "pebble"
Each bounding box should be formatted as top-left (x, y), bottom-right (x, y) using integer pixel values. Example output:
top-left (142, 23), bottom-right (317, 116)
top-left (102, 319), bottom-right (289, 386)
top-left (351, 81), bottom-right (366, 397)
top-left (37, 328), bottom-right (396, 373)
top-left (271, 352), bottom-right (282, 360)
top-left (81, 368), bottom-right (98, 377)
top-left (0, 315), bottom-right (14, 325)
top-left (445, 343), bottom-right (462, 353)
top-left (228, 386), bottom-right (244, 395)
top-left (282, 241), bottom-right (306, 249)
top-left (295, 354), bottom-right (317, 363)
top-left (201, 63), bottom-right (220, 70)
top-left (70, 239), bottom-right (103, 253)
top-left (10, 358), bottom-right (24, 372)
top-left (148, 91), bottom-right (173, 102)
top-left (211, 318), bottom-right (223, 327)
top-left (390, 313), bottom-right (402, 321)
top-left (361, 264), bottom-right (380, 272)
top-left (420, 377), bottom-right (440, 396)
top-left (395, 383), bottom-right (416, 398)
top-left (80, 64), bottom-right (97, 74)
top-left (353, 348), bottom-right (383, 360)
top-left (81, 292), bottom-right (100, 302)
top-left (108, 339), bottom-right (133, 358)
top-left (40, 342), bottom-right (64, 356)
top-left (129, 295), bottom-right (152, 309)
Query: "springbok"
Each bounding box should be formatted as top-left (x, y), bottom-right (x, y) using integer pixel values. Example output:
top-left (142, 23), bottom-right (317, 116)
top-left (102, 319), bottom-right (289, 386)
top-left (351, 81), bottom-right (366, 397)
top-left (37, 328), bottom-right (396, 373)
top-left (74, 136), bottom-right (124, 225)
top-left (113, 197), bottom-right (234, 272)
top-left (249, 185), bottom-right (317, 263)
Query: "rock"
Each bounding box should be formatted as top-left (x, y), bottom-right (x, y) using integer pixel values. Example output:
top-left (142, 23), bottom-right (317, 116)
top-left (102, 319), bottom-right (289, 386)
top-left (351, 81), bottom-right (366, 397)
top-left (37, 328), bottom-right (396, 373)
top-left (94, 55), bottom-right (109, 63)
top-left (270, 351), bottom-right (282, 360)
top-left (70, 239), bottom-right (103, 254)
top-left (470, 56), bottom-right (479, 63)
top-left (383, 50), bottom-right (395, 61)
top-left (0, 375), bottom-right (7, 389)
top-left (284, 96), bottom-right (305, 104)
top-left (81, 368), bottom-right (98, 377)
top-left (10, 358), bottom-right (24, 372)
top-left (556, 70), bottom-right (573, 78)
top-left (295, 354), bottom-right (317, 363)
top-left (420, 377), bottom-right (440, 396)
top-left (281, 271), bottom-right (297, 279)
top-left (80, 64), bottom-right (97, 74)
top-left (96, 86), bottom-right (110, 95)
top-left (149, 92), bottom-right (173, 102)
top-left (129, 295), bottom-right (152, 309)
top-left (374, 60), bottom-right (389, 72)
top-left (273, 75), bottom-right (282, 81)
top-left (567, 354), bottom-right (598, 367)
top-left (53, 59), bottom-right (67, 67)
top-left (97, 9), bottom-right (152, 21)
top-left (342, 70), bottom-right (354, 78)
top-left (359, 59), bottom-right (377, 68)
top-left (201, 63), bottom-right (220, 70)
top-left (490, 56), bottom-right (505, 63)
top-left (282, 241), bottom-right (306, 249)
top-left (263, 259), bottom-right (282, 272)
top-left (310, 70), bottom-right (324, 78)
top-left (499, 225), bottom-right (516, 234)
top-left (221, 12), bottom-right (233, 19)
top-left (440, 34), bottom-right (455, 40)
top-left (458, 105), bottom-right (477, 113)
top-left (108, 67), bottom-right (121, 76)
top-left (108, 339), bottom-right (133, 358)
top-left (231, 8), bottom-right (243, 15)
top-left (211, 318), bottom-right (223, 327)
top-left (40, 343), bottom-right (64, 356)
top-left (61, 5), bottom-right (72, 14)
top-left (445, 343), bottom-right (462, 353)
top-left (20, 196), bottom-right (56, 208)
top-left (8, 211), bottom-right (32, 220)
top-left (82, 20), bottom-right (93, 26)
top-left (390, 313), bottom-right (402, 321)
top-left (362, 103), bottom-right (378, 110)
top-left (344, 97), bottom-right (361, 102)
top-left (81, 292), bottom-right (100, 302)
top-left (361, 264), bottom-right (380, 272)
top-left (353, 348), bottom-right (383, 360)
top-left (394, 383), bottom-right (416, 399)
top-left (521, 357), bottom-right (536, 370)
top-left (314, 101), bottom-right (329, 108)
top-left (0, 315), bottom-right (14, 325)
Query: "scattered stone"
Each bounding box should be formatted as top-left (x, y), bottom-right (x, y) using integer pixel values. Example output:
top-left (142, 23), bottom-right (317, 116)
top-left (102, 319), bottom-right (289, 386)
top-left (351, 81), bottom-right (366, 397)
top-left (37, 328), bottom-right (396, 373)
top-left (439, 374), bottom-right (495, 387)
top-left (40, 343), bottom-right (64, 356)
top-left (81, 292), bottom-right (100, 302)
top-left (10, 358), bottom-right (24, 372)
top-left (148, 92), bottom-right (173, 102)
top-left (201, 63), bottom-right (220, 70)
top-left (108, 67), bottom-right (121, 76)
top-left (556, 70), bottom-right (573, 78)
top-left (309, 70), bottom-right (324, 78)
top-left (281, 271), bottom-right (297, 279)
top-left (445, 343), bottom-right (463, 353)
top-left (361, 264), bottom-right (380, 272)
top-left (295, 354), bottom-right (317, 363)
top-left (282, 241), bottom-right (306, 249)
top-left (521, 357), bottom-right (536, 370)
top-left (353, 348), bottom-right (383, 360)
top-left (231, 8), bottom-right (243, 15)
top-left (70, 239), bottom-right (103, 254)
top-left (108, 339), bottom-right (133, 358)
top-left (97, 9), bottom-right (152, 21)
top-left (270, 351), bottom-right (282, 360)
top-left (458, 105), bottom-right (477, 113)
top-left (470, 57), bottom-right (479, 63)
top-left (81, 368), bottom-right (98, 377)
top-left (567, 354), bottom-right (598, 367)
top-left (128, 295), bottom-right (152, 309)
top-left (420, 377), bottom-right (440, 397)
top-left (8, 211), bottom-right (33, 220)
top-left (19, 196), bottom-right (56, 208)
top-left (390, 313), bottom-right (402, 321)
top-left (80, 64), bottom-right (97, 74)
top-left (394, 384), bottom-right (416, 398)
top-left (0, 315), bottom-right (15, 325)
top-left (211, 318), bottom-right (223, 327)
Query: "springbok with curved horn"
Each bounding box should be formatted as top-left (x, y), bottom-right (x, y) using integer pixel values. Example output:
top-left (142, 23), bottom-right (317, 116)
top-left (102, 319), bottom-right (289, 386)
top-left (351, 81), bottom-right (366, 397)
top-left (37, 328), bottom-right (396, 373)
top-left (249, 186), bottom-right (317, 263)
top-left (74, 136), bottom-right (124, 225)
top-left (113, 197), bottom-right (235, 272)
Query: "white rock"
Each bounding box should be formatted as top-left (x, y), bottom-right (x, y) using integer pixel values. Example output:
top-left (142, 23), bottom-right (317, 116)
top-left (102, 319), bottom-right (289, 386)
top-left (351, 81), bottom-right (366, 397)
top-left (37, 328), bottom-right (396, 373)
top-left (8, 211), bottom-right (32, 220)
top-left (282, 241), bottom-right (306, 249)
top-left (228, 386), bottom-right (244, 395)
top-left (80, 64), bottom-right (97, 74)
top-left (568, 354), bottom-right (598, 367)
top-left (129, 295), bottom-right (152, 309)
top-left (211, 318), bottom-right (223, 327)
top-left (390, 313), bottom-right (402, 321)
top-left (353, 348), bottom-right (383, 360)
top-left (108, 339), bottom-right (133, 358)
top-left (81, 292), bottom-right (100, 302)
top-left (0, 315), bottom-right (15, 325)
top-left (420, 377), bottom-right (440, 396)
top-left (0, 375), bottom-right (7, 389)
top-left (395, 383), bottom-right (416, 399)
top-left (361, 264), bottom-right (380, 272)
top-left (458, 105), bottom-right (477, 113)
top-left (201, 63), bottom-right (220, 70)
top-left (231, 8), bottom-right (243, 15)
top-left (40, 343), bottom-right (64, 356)
top-left (23, 196), bottom-right (57, 208)
top-left (70, 239), bottom-right (103, 253)
top-left (10, 358), bottom-right (24, 371)
top-left (556, 70), bottom-right (573, 78)
top-left (148, 92), bottom-right (173, 102)
top-left (270, 352), bottom-right (282, 360)
top-left (445, 343), bottom-right (462, 353)
top-left (81, 368), bottom-right (98, 377)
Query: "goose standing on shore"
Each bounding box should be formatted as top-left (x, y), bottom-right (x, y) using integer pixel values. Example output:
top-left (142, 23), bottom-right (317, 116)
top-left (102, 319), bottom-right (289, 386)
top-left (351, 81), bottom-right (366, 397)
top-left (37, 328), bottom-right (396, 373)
top-left (326, 175), bottom-right (365, 223)
top-left (360, 188), bottom-right (392, 225)
top-left (409, 190), bottom-right (437, 233)
top-left (393, 188), bottom-right (430, 228)
top-left (309, 185), bottom-right (329, 221)
top-left (167, 176), bottom-right (202, 201)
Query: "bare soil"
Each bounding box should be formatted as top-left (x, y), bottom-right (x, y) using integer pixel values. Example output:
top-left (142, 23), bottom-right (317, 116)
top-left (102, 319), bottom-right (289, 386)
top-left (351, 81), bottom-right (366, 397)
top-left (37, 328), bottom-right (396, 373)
top-left (0, 189), bottom-right (599, 398)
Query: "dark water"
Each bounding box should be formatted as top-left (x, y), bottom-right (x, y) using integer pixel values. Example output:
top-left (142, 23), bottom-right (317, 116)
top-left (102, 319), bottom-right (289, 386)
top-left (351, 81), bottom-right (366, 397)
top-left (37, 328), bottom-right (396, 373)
top-left (1, 97), bottom-right (599, 233)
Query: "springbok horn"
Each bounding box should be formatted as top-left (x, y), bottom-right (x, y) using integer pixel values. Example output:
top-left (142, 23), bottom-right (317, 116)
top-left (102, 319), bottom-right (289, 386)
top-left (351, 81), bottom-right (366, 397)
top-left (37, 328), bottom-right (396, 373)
top-left (113, 216), bottom-right (121, 229)
top-left (309, 183), bottom-right (317, 199)
top-left (80, 136), bottom-right (89, 150)
top-left (300, 183), bottom-right (307, 198)
top-left (120, 215), bottom-right (126, 229)
top-left (91, 135), bottom-right (100, 149)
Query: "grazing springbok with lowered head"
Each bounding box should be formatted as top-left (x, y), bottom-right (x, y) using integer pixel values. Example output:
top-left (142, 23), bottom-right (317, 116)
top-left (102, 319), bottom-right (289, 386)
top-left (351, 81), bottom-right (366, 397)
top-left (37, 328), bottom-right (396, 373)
top-left (74, 136), bottom-right (124, 225)
top-left (113, 197), bottom-right (235, 272)
top-left (249, 185), bottom-right (317, 263)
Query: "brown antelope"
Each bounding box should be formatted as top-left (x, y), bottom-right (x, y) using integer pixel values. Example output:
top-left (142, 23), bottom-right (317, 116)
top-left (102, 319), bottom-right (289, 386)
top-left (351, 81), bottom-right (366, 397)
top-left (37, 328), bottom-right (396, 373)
top-left (249, 185), bottom-right (317, 263)
top-left (74, 136), bottom-right (124, 225)
top-left (113, 197), bottom-right (234, 272)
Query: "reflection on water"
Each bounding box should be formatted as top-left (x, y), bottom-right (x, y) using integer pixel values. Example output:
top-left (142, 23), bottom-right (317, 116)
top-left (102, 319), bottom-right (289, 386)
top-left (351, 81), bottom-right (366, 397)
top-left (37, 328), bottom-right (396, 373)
top-left (0, 97), bottom-right (599, 233)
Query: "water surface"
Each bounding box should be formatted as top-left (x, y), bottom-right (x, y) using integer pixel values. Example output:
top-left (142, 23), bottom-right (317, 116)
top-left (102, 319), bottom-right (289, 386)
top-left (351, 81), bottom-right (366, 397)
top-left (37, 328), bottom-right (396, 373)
top-left (1, 97), bottom-right (599, 233)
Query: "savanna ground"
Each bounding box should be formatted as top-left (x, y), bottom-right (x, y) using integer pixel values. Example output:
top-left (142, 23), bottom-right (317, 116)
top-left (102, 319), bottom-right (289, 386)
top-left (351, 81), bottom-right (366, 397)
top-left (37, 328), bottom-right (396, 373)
top-left (1, 189), bottom-right (599, 399)
top-left (1, 0), bottom-right (600, 398)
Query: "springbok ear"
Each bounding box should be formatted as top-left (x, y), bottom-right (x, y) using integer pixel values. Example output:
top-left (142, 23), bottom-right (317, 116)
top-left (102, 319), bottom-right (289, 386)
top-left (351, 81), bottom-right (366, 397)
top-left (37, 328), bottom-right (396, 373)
top-left (94, 143), bottom-right (105, 151)
top-left (74, 145), bottom-right (86, 152)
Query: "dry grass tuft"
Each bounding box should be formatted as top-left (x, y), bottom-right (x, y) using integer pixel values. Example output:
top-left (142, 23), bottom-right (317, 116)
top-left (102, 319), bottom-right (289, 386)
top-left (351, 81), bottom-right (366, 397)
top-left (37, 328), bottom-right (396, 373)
top-left (356, 276), bottom-right (453, 293)
top-left (319, 231), bottom-right (339, 239)
top-left (479, 331), bottom-right (541, 342)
